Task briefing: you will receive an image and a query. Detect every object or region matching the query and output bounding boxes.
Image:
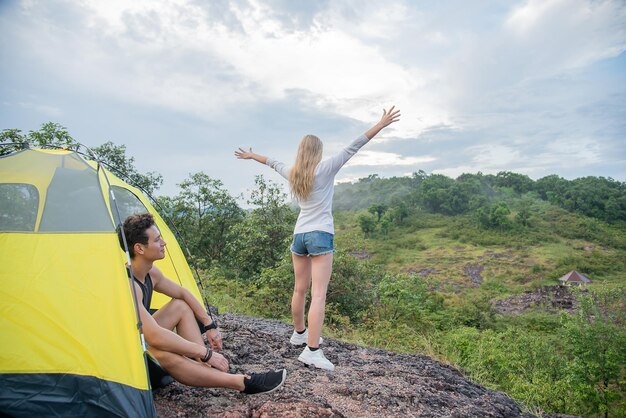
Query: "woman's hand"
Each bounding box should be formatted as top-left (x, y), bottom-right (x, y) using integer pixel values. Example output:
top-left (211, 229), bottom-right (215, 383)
top-left (235, 147), bottom-right (254, 159)
top-left (364, 105), bottom-right (401, 140)
top-left (234, 147), bottom-right (268, 164)
top-left (378, 106), bottom-right (401, 128)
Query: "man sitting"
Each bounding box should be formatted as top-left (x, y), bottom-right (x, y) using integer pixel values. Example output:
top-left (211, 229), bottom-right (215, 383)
top-left (117, 213), bottom-right (286, 394)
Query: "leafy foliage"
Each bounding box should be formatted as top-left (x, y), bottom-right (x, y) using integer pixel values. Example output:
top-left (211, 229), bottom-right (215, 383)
top-left (168, 172), bottom-right (244, 268)
top-left (227, 176), bottom-right (296, 279)
top-left (1, 123), bottom-right (80, 154)
top-left (332, 170), bottom-right (626, 224)
top-left (91, 141), bottom-right (163, 195)
top-left (1, 122), bottom-right (163, 194)
top-left (560, 287), bottom-right (626, 417)
top-left (357, 212), bottom-right (377, 235)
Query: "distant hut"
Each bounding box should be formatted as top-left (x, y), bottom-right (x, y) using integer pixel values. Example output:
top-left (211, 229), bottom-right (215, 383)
top-left (558, 270), bottom-right (592, 286)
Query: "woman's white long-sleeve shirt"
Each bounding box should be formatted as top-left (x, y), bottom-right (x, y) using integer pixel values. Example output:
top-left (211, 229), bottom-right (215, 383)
top-left (266, 134), bottom-right (370, 235)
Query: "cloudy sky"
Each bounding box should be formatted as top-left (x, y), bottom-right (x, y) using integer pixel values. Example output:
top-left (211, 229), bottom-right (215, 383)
top-left (1, 0), bottom-right (625, 200)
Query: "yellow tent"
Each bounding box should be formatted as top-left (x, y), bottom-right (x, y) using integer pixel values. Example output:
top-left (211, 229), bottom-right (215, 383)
top-left (0, 148), bottom-right (203, 417)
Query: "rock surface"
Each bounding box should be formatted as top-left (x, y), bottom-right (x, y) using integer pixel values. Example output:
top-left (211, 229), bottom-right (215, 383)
top-left (463, 263), bottom-right (485, 287)
top-left (492, 285), bottom-right (579, 315)
top-left (154, 313), bottom-right (535, 417)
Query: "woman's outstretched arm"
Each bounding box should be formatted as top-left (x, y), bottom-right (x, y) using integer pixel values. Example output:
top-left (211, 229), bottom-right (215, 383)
top-left (363, 106), bottom-right (401, 140)
top-left (235, 147), bottom-right (290, 179)
top-left (234, 147), bottom-right (268, 165)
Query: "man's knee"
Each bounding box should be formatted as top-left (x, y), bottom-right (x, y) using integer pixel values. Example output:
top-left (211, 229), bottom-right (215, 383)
top-left (149, 347), bottom-right (183, 372)
top-left (167, 298), bottom-right (193, 316)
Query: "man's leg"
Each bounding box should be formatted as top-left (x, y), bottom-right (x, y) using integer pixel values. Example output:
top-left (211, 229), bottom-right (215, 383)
top-left (306, 253), bottom-right (333, 348)
top-left (148, 347), bottom-right (244, 389)
top-left (153, 298), bottom-right (203, 345)
top-left (291, 253), bottom-right (311, 332)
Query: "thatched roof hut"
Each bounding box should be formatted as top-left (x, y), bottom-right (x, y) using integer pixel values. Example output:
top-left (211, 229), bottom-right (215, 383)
top-left (558, 270), bottom-right (592, 286)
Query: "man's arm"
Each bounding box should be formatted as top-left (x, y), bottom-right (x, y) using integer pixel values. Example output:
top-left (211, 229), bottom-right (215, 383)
top-left (135, 282), bottom-right (204, 358)
top-left (134, 282), bottom-right (229, 371)
top-left (149, 265), bottom-right (222, 350)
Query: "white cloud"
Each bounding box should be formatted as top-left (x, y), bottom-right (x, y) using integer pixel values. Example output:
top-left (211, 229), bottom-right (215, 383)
top-left (9, 101), bottom-right (63, 117)
top-left (505, 0), bottom-right (626, 70)
top-left (11, 0), bottom-right (448, 137)
top-left (346, 150), bottom-right (435, 167)
top-left (1, 0), bottom-right (624, 195)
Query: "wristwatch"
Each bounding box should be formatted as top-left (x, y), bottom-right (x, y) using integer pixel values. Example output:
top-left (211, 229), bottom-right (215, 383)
top-left (204, 321), bottom-right (218, 332)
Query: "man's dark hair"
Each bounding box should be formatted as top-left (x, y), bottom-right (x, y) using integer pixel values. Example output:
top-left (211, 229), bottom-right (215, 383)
top-left (117, 213), bottom-right (155, 258)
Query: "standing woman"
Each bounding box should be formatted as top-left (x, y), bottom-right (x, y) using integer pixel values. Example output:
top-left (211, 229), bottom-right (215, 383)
top-left (235, 106), bottom-right (401, 370)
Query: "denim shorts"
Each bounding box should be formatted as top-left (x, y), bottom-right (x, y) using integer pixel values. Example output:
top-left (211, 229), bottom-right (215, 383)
top-left (290, 231), bottom-right (335, 256)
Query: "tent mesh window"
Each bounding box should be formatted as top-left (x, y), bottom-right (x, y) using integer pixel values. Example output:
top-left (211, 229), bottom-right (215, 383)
top-left (111, 186), bottom-right (149, 222)
top-left (0, 183), bottom-right (38, 231)
top-left (39, 161), bottom-right (113, 232)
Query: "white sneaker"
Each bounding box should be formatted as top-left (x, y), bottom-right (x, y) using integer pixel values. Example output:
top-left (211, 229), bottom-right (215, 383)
top-left (298, 346), bottom-right (335, 371)
top-left (289, 328), bottom-right (324, 346)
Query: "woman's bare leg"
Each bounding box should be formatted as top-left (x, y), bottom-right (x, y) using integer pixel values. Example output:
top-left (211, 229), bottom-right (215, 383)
top-left (307, 252), bottom-right (333, 348)
top-left (291, 253), bottom-right (312, 332)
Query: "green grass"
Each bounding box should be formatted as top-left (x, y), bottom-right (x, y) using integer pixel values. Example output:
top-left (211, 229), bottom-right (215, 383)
top-left (333, 209), bottom-right (625, 298)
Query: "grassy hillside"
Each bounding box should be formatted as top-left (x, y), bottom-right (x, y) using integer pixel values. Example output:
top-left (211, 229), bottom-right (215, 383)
top-left (334, 205), bottom-right (626, 292)
top-left (201, 173), bottom-right (625, 417)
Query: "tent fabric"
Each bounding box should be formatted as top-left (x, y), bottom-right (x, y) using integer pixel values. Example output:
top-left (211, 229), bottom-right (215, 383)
top-left (0, 373), bottom-right (153, 418)
top-left (0, 148), bottom-right (205, 417)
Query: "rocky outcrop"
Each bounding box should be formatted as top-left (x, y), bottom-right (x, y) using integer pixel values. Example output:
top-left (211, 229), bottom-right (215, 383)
top-left (154, 313), bottom-right (534, 417)
top-left (463, 263), bottom-right (485, 287)
top-left (492, 285), bottom-right (579, 315)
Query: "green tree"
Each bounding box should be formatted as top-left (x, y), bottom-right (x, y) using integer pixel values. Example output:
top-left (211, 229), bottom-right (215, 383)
top-left (1, 123), bottom-right (80, 155)
top-left (171, 172), bottom-right (244, 268)
top-left (374, 274), bottom-right (444, 331)
top-left (228, 175), bottom-right (295, 278)
top-left (535, 174), bottom-right (568, 202)
top-left (561, 287), bottom-right (626, 418)
top-left (478, 202), bottom-right (511, 230)
top-left (419, 174), bottom-right (479, 215)
top-left (368, 204), bottom-right (388, 222)
top-left (358, 212), bottom-right (377, 235)
top-left (515, 199), bottom-right (532, 227)
top-left (379, 212), bottom-right (392, 236)
top-left (91, 141), bottom-right (163, 195)
top-left (495, 171), bottom-right (534, 194)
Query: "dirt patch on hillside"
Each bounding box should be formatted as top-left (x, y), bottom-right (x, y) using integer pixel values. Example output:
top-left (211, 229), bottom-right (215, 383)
top-left (492, 285), bottom-right (580, 315)
top-left (153, 313), bottom-right (535, 417)
top-left (348, 250), bottom-right (372, 260)
top-left (463, 263), bottom-right (484, 287)
top-left (404, 267), bottom-right (438, 277)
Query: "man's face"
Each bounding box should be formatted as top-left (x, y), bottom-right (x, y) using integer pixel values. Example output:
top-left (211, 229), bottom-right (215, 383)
top-left (138, 225), bottom-right (166, 261)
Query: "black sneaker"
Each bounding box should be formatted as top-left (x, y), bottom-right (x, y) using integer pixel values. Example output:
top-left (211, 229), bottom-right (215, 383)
top-left (242, 369), bottom-right (287, 395)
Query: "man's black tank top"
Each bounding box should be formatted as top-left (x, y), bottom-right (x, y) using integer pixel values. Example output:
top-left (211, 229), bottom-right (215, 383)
top-left (127, 267), bottom-right (154, 310)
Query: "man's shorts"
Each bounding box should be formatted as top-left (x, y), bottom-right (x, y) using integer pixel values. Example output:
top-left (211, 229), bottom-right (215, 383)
top-left (290, 231), bottom-right (334, 256)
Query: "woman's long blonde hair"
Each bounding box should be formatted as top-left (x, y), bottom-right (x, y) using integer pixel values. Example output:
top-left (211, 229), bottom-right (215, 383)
top-left (289, 134), bottom-right (323, 201)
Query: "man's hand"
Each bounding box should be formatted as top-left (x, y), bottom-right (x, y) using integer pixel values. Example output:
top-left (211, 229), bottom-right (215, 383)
top-left (206, 328), bottom-right (223, 351)
top-left (207, 351), bottom-right (229, 372)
